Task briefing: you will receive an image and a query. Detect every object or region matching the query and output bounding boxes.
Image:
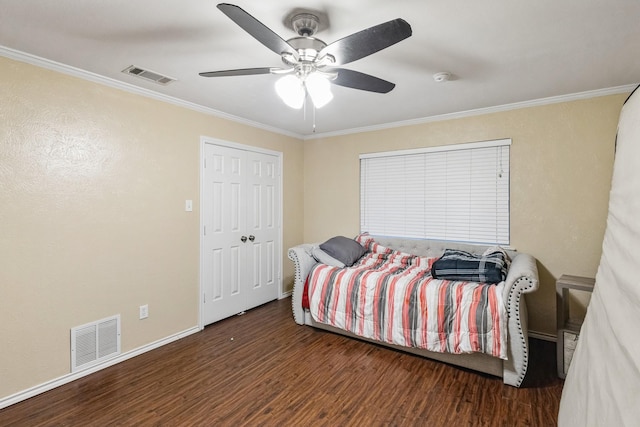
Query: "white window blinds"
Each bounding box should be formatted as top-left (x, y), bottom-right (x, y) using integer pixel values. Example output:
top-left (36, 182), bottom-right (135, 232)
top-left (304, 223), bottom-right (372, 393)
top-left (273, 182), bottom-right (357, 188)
top-left (360, 139), bottom-right (510, 245)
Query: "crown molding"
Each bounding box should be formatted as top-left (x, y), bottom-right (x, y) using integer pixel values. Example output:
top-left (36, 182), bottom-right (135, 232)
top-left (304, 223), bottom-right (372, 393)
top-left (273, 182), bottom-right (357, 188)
top-left (0, 45), bottom-right (304, 140)
top-left (2, 45), bottom-right (635, 142)
top-left (304, 84), bottom-right (638, 140)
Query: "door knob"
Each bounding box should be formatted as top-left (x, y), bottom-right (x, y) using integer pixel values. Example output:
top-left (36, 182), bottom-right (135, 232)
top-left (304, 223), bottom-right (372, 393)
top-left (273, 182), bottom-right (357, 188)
top-left (248, 235), bottom-right (255, 242)
top-left (240, 236), bottom-right (247, 243)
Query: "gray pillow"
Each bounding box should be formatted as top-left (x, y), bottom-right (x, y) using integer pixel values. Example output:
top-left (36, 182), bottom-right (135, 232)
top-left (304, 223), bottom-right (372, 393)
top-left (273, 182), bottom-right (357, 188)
top-left (311, 246), bottom-right (346, 268)
top-left (319, 236), bottom-right (367, 267)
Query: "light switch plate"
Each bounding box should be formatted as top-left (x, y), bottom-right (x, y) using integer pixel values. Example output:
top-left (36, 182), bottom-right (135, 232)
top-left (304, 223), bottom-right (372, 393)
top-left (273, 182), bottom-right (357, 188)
top-left (185, 200), bottom-right (193, 212)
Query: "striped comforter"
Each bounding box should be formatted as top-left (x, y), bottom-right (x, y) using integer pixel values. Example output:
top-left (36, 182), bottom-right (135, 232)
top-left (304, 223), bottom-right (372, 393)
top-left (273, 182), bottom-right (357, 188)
top-left (308, 239), bottom-right (507, 359)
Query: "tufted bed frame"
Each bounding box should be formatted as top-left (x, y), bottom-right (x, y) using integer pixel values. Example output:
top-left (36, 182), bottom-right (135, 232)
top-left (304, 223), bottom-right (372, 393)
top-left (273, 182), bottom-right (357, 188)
top-left (288, 236), bottom-right (540, 387)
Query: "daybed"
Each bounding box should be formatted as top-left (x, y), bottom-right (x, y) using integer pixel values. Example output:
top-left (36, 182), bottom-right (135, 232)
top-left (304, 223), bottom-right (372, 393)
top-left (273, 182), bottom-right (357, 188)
top-left (288, 234), bottom-right (539, 387)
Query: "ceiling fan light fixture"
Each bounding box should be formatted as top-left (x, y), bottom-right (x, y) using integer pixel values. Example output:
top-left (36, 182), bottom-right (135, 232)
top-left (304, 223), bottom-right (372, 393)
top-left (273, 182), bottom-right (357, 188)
top-left (305, 73), bottom-right (333, 108)
top-left (204, 4), bottom-right (413, 117)
top-left (275, 74), bottom-right (305, 109)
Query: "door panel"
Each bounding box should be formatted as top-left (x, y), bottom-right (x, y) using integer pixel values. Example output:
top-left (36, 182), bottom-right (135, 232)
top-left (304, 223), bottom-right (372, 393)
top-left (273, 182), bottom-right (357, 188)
top-left (251, 242), bottom-right (261, 289)
top-left (211, 248), bottom-right (223, 300)
top-left (266, 240), bottom-right (275, 285)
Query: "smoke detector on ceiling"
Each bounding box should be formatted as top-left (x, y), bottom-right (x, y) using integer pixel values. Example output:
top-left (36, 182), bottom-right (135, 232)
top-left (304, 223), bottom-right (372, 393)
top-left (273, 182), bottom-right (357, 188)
top-left (433, 72), bottom-right (451, 83)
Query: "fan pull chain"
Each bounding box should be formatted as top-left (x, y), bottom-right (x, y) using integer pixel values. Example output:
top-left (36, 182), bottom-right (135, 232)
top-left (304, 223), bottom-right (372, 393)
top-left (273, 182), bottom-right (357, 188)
top-left (303, 94), bottom-right (307, 122)
top-left (302, 92), bottom-right (317, 133)
top-left (313, 103), bottom-right (317, 133)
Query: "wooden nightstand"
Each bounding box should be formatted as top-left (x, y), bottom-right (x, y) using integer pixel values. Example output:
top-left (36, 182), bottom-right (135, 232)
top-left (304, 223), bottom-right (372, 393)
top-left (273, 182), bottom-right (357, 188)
top-left (556, 274), bottom-right (595, 379)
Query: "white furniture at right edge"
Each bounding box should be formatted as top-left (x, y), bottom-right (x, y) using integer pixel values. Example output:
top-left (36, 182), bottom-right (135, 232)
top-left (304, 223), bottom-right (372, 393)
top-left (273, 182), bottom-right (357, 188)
top-left (558, 85), bottom-right (640, 426)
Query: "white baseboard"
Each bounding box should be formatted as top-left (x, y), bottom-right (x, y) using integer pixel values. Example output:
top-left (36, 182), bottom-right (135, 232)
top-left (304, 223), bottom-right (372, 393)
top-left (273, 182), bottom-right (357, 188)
top-left (0, 323), bottom-right (557, 410)
top-left (279, 290), bottom-right (292, 299)
top-left (0, 325), bottom-right (200, 410)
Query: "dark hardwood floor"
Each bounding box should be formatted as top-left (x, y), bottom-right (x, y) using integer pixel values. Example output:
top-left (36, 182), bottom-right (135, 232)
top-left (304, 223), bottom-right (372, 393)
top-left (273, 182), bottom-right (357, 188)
top-left (0, 298), bottom-right (564, 426)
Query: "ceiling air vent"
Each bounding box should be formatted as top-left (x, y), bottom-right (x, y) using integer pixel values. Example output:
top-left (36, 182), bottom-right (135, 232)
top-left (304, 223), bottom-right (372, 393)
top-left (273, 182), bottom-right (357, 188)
top-left (122, 65), bottom-right (176, 85)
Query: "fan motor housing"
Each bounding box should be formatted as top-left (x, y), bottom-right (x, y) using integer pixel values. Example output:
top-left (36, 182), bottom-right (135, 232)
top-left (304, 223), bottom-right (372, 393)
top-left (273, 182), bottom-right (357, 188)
top-left (286, 36), bottom-right (327, 62)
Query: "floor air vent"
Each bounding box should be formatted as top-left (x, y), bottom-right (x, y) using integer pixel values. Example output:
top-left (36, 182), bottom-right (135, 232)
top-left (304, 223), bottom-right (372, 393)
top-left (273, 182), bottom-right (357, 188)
top-left (122, 65), bottom-right (176, 85)
top-left (71, 314), bottom-right (121, 372)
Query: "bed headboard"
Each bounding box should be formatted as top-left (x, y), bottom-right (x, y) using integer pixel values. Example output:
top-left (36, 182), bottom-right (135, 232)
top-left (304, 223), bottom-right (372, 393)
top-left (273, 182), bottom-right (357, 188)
top-left (371, 235), bottom-right (516, 259)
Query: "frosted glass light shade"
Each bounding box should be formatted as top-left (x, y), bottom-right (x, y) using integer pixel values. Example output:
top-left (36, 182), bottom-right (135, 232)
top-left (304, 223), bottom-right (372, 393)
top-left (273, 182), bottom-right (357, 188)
top-left (275, 75), bottom-right (304, 109)
top-left (305, 73), bottom-right (333, 108)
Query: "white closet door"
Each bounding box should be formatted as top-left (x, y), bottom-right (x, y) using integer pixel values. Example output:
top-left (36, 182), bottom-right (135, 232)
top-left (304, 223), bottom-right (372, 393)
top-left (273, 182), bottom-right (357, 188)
top-left (201, 143), bottom-right (280, 326)
top-left (244, 151), bottom-right (279, 309)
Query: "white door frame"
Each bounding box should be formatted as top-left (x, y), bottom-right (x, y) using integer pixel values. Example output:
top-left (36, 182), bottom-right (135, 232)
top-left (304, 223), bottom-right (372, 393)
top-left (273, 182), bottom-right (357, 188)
top-left (199, 136), bottom-right (284, 330)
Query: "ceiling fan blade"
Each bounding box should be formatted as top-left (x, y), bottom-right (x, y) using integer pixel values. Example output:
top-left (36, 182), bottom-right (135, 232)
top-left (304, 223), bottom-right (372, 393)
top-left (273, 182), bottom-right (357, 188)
top-left (330, 68), bottom-right (396, 93)
top-left (320, 18), bottom-right (412, 66)
top-left (217, 3), bottom-right (297, 58)
top-left (199, 67), bottom-right (280, 77)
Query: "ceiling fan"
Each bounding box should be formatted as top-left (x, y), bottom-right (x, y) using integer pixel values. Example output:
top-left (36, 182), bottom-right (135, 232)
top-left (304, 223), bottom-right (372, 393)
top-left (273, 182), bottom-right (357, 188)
top-left (200, 3), bottom-right (412, 109)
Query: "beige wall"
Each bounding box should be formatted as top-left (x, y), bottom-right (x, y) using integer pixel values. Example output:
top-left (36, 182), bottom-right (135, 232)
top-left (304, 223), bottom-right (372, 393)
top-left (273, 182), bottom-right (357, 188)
top-left (303, 94), bottom-right (626, 336)
top-left (0, 56), bottom-right (304, 399)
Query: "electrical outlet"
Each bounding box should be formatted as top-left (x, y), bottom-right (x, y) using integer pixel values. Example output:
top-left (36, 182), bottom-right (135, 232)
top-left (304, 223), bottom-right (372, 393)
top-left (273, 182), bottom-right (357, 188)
top-left (139, 304), bottom-right (148, 319)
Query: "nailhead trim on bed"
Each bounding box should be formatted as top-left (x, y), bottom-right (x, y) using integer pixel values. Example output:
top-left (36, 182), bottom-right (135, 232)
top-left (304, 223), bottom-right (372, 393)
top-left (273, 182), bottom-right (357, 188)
top-left (288, 249), bottom-right (302, 324)
top-left (508, 276), bottom-right (535, 387)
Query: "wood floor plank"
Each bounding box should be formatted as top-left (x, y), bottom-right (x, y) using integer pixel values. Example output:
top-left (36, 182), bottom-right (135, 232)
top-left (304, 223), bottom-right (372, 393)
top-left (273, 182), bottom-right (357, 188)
top-left (0, 298), bottom-right (564, 426)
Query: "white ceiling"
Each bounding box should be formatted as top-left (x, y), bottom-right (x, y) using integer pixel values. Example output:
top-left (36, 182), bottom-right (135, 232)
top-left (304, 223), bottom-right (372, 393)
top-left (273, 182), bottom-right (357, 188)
top-left (1, 0), bottom-right (639, 138)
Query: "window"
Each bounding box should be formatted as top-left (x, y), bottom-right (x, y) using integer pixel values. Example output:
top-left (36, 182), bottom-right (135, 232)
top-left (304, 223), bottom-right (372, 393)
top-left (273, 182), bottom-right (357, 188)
top-left (360, 139), bottom-right (510, 245)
